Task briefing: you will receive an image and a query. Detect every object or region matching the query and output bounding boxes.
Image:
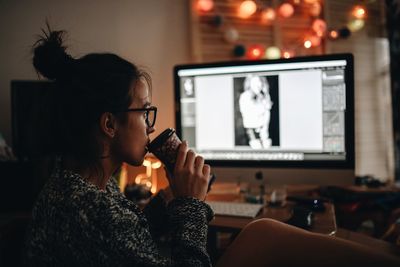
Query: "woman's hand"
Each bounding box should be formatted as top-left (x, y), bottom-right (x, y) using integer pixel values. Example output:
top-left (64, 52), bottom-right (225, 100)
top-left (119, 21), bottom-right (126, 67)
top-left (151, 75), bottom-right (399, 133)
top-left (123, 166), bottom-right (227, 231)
top-left (167, 141), bottom-right (211, 201)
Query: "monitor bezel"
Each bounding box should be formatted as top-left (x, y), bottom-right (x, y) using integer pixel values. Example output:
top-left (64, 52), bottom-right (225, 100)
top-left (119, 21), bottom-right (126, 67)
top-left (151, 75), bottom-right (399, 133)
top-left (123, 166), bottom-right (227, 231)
top-left (174, 53), bottom-right (354, 169)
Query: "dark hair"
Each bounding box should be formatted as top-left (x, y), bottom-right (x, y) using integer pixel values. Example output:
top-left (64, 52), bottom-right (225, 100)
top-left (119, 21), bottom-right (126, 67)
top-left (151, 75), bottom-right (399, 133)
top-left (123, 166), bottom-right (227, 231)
top-left (32, 25), bottom-right (151, 175)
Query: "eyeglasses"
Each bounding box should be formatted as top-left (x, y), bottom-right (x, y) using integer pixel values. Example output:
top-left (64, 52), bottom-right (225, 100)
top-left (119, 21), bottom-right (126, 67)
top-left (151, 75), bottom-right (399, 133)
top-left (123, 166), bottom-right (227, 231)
top-left (113, 106), bottom-right (157, 128)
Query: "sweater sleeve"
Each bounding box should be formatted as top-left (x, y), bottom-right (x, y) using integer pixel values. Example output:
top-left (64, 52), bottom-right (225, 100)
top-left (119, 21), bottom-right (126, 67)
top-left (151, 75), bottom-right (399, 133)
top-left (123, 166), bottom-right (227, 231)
top-left (82, 193), bottom-right (214, 267)
top-left (143, 191), bottom-right (169, 239)
top-left (167, 197), bottom-right (214, 267)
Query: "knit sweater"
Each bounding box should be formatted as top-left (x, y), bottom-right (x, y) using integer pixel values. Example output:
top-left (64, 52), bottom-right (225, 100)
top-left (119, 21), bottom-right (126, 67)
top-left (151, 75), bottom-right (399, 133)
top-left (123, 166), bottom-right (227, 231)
top-left (25, 168), bottom-right (214, 266)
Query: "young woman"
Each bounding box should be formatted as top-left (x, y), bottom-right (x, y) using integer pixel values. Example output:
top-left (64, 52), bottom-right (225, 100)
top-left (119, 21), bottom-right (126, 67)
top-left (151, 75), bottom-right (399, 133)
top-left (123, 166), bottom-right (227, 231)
top-left (25, 26), bottom-right (212, 266)
top-left (25, 26), bottom-right (400, 267)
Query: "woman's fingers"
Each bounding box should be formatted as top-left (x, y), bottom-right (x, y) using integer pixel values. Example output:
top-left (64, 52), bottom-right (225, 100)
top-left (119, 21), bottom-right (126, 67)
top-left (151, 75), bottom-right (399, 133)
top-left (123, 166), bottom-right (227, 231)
top-left (169, 141), bottom-right (212, 200)
top-left (184, 149), bottom-right (196, 170)
top-left (203, 164), bottom-right (211, 178)
top-left (175, 141), bottom-right (188, 172)
top-left (194, 156), bottom-right (205, 176)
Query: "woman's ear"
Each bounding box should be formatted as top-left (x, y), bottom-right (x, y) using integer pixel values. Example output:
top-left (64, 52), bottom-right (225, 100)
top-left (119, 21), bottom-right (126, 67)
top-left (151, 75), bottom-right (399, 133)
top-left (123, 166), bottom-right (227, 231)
top-left (100, 112), bottom-right (117, 138)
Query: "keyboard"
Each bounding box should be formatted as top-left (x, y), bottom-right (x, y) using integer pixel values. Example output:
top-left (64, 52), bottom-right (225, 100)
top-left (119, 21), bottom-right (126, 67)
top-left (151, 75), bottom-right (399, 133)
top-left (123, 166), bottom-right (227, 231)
top-left (206, 201), bottom-right (264, 218)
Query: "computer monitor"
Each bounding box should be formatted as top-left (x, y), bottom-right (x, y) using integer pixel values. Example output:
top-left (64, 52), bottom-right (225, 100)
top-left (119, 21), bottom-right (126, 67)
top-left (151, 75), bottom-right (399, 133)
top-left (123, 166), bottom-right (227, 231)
top-left (174, 54), bottom-right (355, 185)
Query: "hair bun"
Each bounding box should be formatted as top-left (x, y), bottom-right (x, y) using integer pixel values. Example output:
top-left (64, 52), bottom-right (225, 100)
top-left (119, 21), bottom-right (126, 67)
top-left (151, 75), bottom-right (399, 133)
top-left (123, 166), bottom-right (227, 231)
top-left (33, 30), bottom-right (74, 80)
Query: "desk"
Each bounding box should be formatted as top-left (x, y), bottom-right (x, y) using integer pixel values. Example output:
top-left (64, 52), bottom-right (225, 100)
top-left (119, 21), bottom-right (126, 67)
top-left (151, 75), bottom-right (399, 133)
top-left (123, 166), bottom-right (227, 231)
top-left (205, 192), bottom-right (337, 262)
top-left (320, 185), bottom-right (400, 237)
top-left (208, 201), bottom-right (337, 235)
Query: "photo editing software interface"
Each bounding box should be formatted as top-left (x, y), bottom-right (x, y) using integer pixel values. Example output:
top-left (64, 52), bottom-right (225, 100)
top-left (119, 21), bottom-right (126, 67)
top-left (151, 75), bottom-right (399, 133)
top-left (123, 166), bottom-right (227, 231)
top-left (175, 55), bottom-right (353, 165)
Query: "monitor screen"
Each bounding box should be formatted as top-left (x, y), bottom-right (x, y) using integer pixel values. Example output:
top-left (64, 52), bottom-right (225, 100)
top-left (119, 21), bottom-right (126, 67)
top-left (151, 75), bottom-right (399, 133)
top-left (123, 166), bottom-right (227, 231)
top-left (174, 54), bottom-right (354, 171)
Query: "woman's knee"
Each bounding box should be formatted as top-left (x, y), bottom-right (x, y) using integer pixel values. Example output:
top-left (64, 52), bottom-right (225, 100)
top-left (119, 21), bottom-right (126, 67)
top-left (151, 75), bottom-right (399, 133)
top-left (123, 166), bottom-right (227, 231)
top-left (240, 218), bottom-right (283, 240)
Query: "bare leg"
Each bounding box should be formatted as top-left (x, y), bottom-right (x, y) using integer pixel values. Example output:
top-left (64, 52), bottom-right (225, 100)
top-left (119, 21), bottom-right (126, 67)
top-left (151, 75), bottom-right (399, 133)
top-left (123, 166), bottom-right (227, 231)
top-left (216, 219), bottom-right (400, 267)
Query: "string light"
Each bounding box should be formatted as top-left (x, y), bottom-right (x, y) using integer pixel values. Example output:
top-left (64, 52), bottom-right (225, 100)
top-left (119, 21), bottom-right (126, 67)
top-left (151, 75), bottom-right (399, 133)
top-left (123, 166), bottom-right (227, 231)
top-left (304, 40), bottom-right (312, 49)
top-left (312, 19), bottom-right (327, 37)
top-left (261, 8), bottom-right (276, 24)
top-left (265, 46), bottom-right (281, 59)
top-left (310, 2), bottom-right (322, 17)
top-left (352, 5), bottom-right (367, 19)
top-left (329, 30), bottom-right (339, 40)
top-left (194, 1), bottom-right (368, 58)
top-left (247, 44), bottom-right (264, 60)
top-left (347, 18), bottom-right (365, 32)
top-left (282, 49), bottom-right (295, 58)
top-left (278, 3), bottom-right (294, 18)
top-left (238, 0), bottom-right (257, 18)
top-left (197, 0), bottom-right (214, 12)
top-left (224, 27), bottom-right (239, 43)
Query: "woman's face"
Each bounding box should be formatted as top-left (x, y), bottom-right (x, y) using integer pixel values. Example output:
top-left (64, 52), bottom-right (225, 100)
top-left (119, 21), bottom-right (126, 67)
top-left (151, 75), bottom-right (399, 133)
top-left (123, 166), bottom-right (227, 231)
top-left (113, 79), bottom-right (155, 166)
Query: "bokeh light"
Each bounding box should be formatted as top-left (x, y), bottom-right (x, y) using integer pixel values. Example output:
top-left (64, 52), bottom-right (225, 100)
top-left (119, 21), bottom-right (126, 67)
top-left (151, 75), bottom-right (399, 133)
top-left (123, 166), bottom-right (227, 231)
top-left (278, 3), bottom-right (294, 18)
top-left (224, 27), bottom-right (239, 43)
top-left (310, 2), bottom-right (321, 17)
top-left (312, 19), bottom-right (327, 37)
top-left (261, 8), bottom-right (276, 24)
top-left (304, 40), bottom-right (312, 49)
top-left (238, 0), bottom-right (257, 18)
top-left (196, 0), bottom-right (214, 12)
top-left (329, 30), bottom-right (339, 40)
top-left (347, 19), bottom-right (365, 32)
top-left (247, 44), bottom-right (265, 60)
top-left (282, 49), bottom-right (295, 59)
top-left (351, 5), bottom-right (367, 19)
top-left (265, 46), bottom-right (281, 59)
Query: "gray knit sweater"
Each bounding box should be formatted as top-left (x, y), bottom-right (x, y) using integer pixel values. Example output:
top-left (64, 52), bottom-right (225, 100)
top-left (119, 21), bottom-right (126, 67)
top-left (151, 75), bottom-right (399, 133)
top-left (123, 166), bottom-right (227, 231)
top-left (25, 168), bottom-right (214, 266)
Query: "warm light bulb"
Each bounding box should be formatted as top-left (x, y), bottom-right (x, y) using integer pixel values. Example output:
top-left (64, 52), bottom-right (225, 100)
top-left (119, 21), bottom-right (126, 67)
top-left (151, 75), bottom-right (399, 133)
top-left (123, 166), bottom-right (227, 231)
top-left (282, 49), bottom-right (295, 58)
top-left (329, 30), bottom-right (339, 40)
top-left (261, 8), bottom-right (276, 23)
top-left (278, 3), bottom-right (294, 18)
top-left (197, 0), bottom-right (214, 12)
top-left (253, 49), bottom-right (261, 57)
top-left (312, 19), bottom-right (327, 37)
top-left (238, 0), bottom-right (257, 18)
top-left (310, 2), bottom-right (321, 17)
top-left (246, 44), bottom-right (265, 60)
top-left (347, 19), bottom-right (365, 32)
top-left (352, 5), bottom-right (366, 19)
top-left (224, 27), bottom-right (239, 43)
top-left (304, 40), bottom-right (312, 48)
top-left (265, 46), bottom-right (281, 59)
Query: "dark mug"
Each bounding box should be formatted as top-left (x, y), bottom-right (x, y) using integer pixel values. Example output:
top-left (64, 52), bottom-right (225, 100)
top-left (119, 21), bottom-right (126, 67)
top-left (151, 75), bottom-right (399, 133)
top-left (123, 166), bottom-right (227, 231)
top-left (147, 128), bottom-right (216, 192)
top-left (147, 128), bottom-right (181, 174)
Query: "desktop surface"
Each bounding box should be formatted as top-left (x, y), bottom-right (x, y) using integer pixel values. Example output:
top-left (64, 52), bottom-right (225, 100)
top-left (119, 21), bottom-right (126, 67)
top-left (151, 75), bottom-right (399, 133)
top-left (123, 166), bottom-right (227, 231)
top-left (206, 183), bottom-right (337, 235)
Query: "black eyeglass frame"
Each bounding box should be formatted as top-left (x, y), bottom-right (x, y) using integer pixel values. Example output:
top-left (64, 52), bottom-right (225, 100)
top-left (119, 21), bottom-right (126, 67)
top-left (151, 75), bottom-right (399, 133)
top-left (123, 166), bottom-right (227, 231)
top-left (113, 106), bottom-right (157, 128)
